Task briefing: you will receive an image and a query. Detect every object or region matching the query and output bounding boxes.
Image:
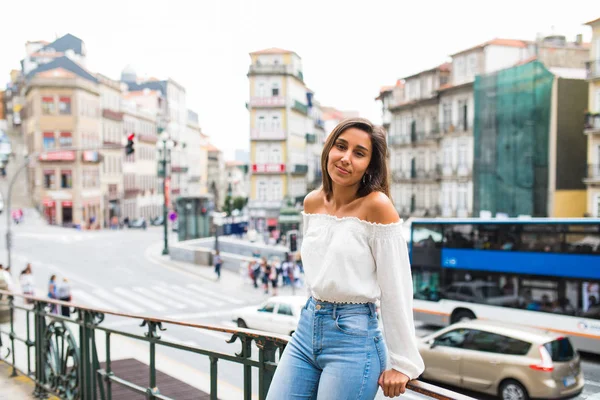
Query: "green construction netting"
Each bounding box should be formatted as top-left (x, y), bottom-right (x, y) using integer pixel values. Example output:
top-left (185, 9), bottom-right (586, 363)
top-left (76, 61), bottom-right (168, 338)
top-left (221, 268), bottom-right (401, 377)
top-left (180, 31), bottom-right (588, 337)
top-left (473, 60), bottom-right (554, 217)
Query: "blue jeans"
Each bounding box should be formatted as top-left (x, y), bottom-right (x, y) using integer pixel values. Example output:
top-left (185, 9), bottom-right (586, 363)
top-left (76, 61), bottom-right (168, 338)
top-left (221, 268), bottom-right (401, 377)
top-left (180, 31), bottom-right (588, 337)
top-left (267, 297), bottom-right (387, 400)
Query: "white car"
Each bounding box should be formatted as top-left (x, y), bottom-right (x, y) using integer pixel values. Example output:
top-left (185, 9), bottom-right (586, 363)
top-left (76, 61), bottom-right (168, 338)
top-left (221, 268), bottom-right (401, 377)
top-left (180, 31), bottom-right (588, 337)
top-left (232, 296), bottom-right (307, 336)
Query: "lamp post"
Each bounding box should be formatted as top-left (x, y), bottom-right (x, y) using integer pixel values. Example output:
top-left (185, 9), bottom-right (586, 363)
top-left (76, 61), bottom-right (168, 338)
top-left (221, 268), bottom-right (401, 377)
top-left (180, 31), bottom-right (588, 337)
top-left (157, 132), bottom-right (175, 255)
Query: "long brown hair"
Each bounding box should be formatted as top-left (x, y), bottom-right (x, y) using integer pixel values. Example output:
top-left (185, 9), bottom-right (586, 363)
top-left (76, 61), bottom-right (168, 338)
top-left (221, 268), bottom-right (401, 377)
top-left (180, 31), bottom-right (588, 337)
top-left (321, 117), bottom-right (390, 200)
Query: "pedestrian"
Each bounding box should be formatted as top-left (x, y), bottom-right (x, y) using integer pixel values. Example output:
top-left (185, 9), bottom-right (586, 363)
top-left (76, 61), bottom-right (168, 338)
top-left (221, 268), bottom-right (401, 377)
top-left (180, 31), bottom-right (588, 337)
top-left (270, 259), bottom-right (279, 296)
top-left (261, 257), bottom-right (271, 294)
top-left (0, 264), bottom-right (16, 296)
top-left (213, 250), bottom-right (223, 281)
top-left (251, 259), bottom-right (261, 288)
top-left (48, 275), bottom-right (58, 314)
top-left (267, 118), bottom-right (424, 399)
top-left (20, 264), bottom-right (35, 304)
top-left (57, 278), bottom-right (72, 317)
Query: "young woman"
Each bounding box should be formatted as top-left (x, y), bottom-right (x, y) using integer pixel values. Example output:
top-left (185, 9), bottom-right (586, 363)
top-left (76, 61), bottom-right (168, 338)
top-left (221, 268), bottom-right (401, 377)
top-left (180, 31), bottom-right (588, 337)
top-left (267, 118), bottom-right (424, 399)
top-left (20, 264), bottom-right (35, 304)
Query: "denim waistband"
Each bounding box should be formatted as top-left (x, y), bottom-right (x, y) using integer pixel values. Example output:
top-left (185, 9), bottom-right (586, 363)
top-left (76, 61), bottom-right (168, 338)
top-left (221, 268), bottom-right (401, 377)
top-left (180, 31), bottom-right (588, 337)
top-left (305, 297), bottom-right (376, 318)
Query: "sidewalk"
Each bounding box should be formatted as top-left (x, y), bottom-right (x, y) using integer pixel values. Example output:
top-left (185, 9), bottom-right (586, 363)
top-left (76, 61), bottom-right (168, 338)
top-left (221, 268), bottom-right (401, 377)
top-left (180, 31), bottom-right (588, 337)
top-left (144, 240), bottom-right (307, 298)
top-left (0, 361), bottom-right (59, 400)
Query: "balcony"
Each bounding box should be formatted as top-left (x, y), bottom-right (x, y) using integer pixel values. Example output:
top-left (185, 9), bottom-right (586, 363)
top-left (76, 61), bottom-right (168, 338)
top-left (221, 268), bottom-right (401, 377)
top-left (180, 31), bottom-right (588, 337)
top-left (392, 169), bottom-right (410, 181)
top-left (292, 100), bottom-right (308, 115)
top-left (290, 164), bottom-right (308, 174)
top-left (249, 96), bottom-right (286, 108)
top-left (251, 128), bottom-right (286, 140)
top-left (584, 113), bottom-right (600, 134)
top-left (305, 133), bottom-right (317, 144)
top-left (388, 135), bottom-right (411, 146)
top-left (248, 199), bottom-right (283, 209)
top-left (248, 63), bottom-right (293, 75)
top-left (584, 164), bottom-right (600, 183)
top-left (585, 60), bottom-right (600, 80)
top-left (0, 288), bottom-right (473, 400)
top-left (314, 118), bottom-right (325, 129)
top-left (252, 163), bottom-right (286, 174)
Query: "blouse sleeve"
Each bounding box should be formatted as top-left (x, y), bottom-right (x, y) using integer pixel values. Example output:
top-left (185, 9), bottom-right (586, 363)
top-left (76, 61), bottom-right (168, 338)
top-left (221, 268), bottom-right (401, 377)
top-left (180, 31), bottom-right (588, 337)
top-left (370, 225), bottom-right (425, 380)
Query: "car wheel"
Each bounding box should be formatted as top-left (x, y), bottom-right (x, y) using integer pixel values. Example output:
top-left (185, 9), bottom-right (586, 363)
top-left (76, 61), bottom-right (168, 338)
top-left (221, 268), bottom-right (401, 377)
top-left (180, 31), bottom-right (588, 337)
top-left (500, 379), bottom-right (529, 400)
top-left (237, 319), bottom-right (247, 328)
top-left (450, 309), bottom-right (475, 324)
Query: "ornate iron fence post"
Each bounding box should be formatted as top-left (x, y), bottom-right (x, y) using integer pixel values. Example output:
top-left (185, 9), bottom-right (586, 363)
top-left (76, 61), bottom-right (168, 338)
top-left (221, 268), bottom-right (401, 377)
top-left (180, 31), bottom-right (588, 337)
top-left (8, 295), bottom-right (17, 377)
top-left (257, 337), bottom-right (277, 400)
top-left (33, 300), bottom-right (47, 399)
top-left (142, 320), bottom-right (165, 399)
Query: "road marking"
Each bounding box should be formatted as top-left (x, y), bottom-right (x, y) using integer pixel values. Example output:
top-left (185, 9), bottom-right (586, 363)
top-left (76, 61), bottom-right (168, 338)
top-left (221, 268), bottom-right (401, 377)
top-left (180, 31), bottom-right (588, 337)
top-left (153, 286), bottom-right (207, 309)
top-left (132, 287), bottom-right (187, 310)
top-left (166, 310), bottom-right (234, 320)
top-left (167, 284), bottom-right (224, 307)
top-left (157, 333), bottom-right (199, 347)
top-left (93, 288), bottom-right (144, 313)
top-left (114, 288), bottom-right (166, 312)
top-left (586, 380), bottom-right (600, 388)
top-left (72, 289), bottom-right (116, 311)
top-left (186, 284), bottom-right (245, 305)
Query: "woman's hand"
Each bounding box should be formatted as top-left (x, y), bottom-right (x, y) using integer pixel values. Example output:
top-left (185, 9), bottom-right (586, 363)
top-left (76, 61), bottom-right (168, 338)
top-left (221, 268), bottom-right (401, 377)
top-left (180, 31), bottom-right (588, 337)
top-left (378, 369), bottom-right (410, 397)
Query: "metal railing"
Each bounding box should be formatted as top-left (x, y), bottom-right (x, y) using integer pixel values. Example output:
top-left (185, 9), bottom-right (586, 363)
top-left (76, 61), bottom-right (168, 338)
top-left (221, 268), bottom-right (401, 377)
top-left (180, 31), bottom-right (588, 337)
top-left (585, 60), bottom-right (600, 80)
top-left (0, 289), bottom-right (474, 400)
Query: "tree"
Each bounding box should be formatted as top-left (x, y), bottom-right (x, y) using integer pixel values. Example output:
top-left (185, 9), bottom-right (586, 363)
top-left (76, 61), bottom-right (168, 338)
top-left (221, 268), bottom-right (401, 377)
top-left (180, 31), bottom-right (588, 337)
top-left (223, 196), bottom-right (247, 215)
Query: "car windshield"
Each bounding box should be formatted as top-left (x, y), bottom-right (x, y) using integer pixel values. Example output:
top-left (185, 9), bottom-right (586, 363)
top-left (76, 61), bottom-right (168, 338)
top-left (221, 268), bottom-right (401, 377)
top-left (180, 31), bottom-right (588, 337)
top-left (544, 337), bottom-right (576, 362)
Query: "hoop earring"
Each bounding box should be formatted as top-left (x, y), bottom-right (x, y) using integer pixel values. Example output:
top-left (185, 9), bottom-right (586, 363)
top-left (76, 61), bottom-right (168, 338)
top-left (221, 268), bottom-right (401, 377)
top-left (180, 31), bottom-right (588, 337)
top-left (362, 173), bottom-right (371, 184)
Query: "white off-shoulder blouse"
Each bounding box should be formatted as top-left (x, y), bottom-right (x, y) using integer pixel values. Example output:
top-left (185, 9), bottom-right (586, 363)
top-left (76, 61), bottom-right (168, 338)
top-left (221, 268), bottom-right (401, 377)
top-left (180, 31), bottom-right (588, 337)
top-left (300, 212), bottom-right (425, 380)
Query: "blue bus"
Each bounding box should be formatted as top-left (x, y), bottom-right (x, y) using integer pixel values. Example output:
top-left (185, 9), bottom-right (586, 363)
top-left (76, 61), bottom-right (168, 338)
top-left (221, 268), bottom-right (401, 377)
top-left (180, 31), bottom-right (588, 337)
top-left (408, 218), bottom-right (600, 354)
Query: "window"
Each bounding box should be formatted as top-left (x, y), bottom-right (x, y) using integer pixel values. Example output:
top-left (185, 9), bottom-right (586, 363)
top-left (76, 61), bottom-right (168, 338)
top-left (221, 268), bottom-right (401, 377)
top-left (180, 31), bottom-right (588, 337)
top-left (271, 115), bottom-right (280, 130)
top-left (271, 180), bottom-right (282, 201)
top-left (43, 170), bottom-right (55, 189)
top-left (257, 146), bottom-right (267, 163)
top-left (270, 148), bottom-right (281, 163)
top-left (43, 132), bottom-right (55, 149)
top-left (433, 328), bottom-right (470, 348)
top-left (58, 97), bottom-right (71, 115)
top-left (277, 304), bottom-right (293, 316)
top-left (59, 132), bottom-right (72, 148)
top-left (272, 83), bottom-right (279, 97)
top-left (258, 82), bottom-right (266, 97)
top-left (442, 103), bottom-right (452, 131)
top-left (467, 54), bottom-right (478, 77)
top-left (258, 181), bottom-right (268, 200)
top-left (42, 97), bottom-right (55, 114)
top-left (463, 330), bottom-right (505, 354)
top-left (458, 144), bottom-right (467, 166)
top-left (457, 184), bottom-right (467, 211)
top-left (60, 170), bottom-right (72, 189)
top-left (258, 302), bottom-right (275, 313)
top-left (258, 116), bottom-right (266, 130)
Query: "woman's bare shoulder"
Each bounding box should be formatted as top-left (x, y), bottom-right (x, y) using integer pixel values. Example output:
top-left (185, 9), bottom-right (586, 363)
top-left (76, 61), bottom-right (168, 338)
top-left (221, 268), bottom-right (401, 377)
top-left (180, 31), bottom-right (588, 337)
top-left (303, 189), bottom-right (325, 213)
top-left (364, 191), bottom-right (400, 224)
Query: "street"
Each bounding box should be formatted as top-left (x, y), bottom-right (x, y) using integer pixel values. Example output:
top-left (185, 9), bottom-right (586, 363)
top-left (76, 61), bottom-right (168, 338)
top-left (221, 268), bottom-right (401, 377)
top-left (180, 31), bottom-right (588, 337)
top-left (1, 210), bottom-right (600, 399)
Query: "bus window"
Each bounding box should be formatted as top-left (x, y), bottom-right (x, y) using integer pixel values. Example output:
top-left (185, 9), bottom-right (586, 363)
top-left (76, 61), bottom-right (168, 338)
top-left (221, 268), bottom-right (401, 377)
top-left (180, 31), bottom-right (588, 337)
top-left (444, 224), bottom-right (475, 249)
top-left (412, 224), bottom-right (442, 248)
top-left (565, 225), bottom-right (600, 254)
top-left (519, 224), bottom-right (562, 253)
top-left (413, 268), bottom-right (441, 301)
top-left (582, 282), bottom-right (600, 319)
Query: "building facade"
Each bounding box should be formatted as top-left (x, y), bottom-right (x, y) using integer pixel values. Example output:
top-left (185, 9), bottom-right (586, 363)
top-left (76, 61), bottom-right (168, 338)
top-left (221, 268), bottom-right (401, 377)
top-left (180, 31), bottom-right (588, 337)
top-left (225, 161), bottom-right (249, 199)
top-left (184, 110), bottom-right (204, 196)
top-left (24, 57), bottom-right (103, 227)
top-left (121, 97), bottom-right (162, 220)
top-left (246, 48), bottom-right (311, 231)
top-left (585, 17), bottom-right (600, 217)
top-left (97, 73), bottom-right (124, 227)
top-left (207, 144), bottom-right (225, 209)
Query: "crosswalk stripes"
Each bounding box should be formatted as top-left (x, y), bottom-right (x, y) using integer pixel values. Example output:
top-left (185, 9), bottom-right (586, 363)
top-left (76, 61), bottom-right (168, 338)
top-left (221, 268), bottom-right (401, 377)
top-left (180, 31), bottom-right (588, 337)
top-left (67, 283), bottom-right (253, 316)
top-left (132, 287), bottom-right (186, 310)
top-left (186, 284), bottom-right (245, 305)
top-left (153, 286), bottom-right (208, 309)
top-left (113, 288), bottom-right (167, 312)
top-left (167, 285), bottom-right (225, 307)
top-left (92, 288), bottom-right (144, 314)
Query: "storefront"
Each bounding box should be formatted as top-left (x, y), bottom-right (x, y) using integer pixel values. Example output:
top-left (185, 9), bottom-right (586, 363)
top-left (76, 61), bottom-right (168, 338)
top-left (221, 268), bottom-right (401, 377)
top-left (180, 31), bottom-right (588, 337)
top-left (61, 201), bottom-right (73, 226)
top-left (42, 199), bottom-right (56, 225)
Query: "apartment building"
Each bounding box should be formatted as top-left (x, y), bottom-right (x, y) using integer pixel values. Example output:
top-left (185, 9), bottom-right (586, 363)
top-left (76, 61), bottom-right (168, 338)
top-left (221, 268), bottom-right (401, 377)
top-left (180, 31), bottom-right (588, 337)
top-left (584, 17), bottom-right (600, 217)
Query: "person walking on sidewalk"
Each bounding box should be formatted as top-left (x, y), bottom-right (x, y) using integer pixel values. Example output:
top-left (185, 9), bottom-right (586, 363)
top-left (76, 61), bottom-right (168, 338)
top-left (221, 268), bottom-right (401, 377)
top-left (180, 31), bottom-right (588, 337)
top-left (267, 118), bottom-right (424, 399)
top-left (213, 251), bottom-right (223, 281)
top-left (57, 278), bottom-right (72, 317)
top-left (47, 275), bottom-right (58, 314)
top-left (19, 264), bottom-right (35, 304)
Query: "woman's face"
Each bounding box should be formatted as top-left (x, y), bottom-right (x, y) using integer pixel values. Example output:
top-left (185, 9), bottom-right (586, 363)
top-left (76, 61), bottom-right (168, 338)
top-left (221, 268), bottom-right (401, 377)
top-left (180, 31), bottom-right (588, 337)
top-left (327, 128), bottom-right (372, 188)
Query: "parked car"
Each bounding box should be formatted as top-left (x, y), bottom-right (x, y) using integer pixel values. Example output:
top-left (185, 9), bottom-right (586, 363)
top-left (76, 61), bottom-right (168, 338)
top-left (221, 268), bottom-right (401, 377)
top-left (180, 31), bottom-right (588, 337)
top-left (151, 216), bottom-right (164, 226)
top-left (128, 218), bottom-right (147, 230)
top-left (231, 296), bottom-right (307, 336)
top-left (418, 320), bottom-right (584, 400)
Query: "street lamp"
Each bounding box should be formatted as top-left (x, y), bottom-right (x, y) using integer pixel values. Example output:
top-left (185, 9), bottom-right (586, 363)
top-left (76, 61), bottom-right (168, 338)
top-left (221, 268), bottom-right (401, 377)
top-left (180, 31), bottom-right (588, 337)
top-left (156, 132), bottom-right (175, 255)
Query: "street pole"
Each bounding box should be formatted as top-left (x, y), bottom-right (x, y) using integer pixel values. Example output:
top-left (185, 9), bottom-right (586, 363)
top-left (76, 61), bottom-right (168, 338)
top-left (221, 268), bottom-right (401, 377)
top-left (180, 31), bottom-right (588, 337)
top-left (161, 141), bottom-right (169, 255)
top-left (5, 155), bottom-right (30, 271)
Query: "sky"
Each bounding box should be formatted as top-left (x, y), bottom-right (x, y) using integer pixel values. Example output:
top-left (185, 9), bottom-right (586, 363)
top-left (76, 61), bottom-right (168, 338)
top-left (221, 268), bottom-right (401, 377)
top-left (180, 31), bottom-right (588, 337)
top-left (1, 0), bottom-right (597, 160)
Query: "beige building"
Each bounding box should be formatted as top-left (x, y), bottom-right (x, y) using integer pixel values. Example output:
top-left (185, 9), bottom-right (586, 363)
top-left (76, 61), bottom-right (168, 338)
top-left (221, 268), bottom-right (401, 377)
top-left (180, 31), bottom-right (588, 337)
top-left (24, 59), bottom-right (103, 227)
top-left (121, 94), bottom-right (162, 220)
top-left (206, 144), bottom-right (225, 209)
top-left (97, 73), bottom-right (124, 227)
top-left (584, 17), bottom-right (600, 217)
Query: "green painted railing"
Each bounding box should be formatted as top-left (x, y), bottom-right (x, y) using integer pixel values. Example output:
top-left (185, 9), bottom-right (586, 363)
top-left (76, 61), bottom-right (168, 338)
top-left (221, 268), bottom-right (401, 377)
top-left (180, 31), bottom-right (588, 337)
top-left (0, 289), bottom-right (475, 400)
